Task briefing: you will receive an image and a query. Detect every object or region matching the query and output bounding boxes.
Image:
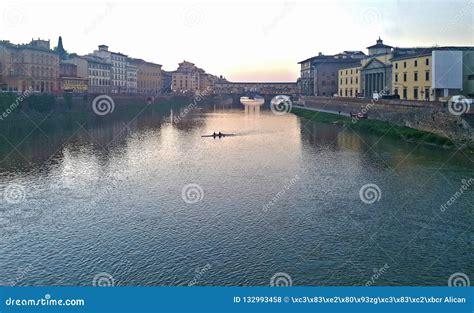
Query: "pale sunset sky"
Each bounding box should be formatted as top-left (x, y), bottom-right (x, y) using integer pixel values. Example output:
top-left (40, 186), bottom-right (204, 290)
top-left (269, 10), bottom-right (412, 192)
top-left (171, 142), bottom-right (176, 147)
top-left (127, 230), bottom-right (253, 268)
top-left (1, 0), bottom-right (473, 82)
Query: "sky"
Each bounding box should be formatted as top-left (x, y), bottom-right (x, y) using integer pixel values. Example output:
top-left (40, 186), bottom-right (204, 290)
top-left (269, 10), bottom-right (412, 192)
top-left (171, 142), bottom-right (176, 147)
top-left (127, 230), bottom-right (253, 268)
top-left (1, 0), bottom-right (473, 82)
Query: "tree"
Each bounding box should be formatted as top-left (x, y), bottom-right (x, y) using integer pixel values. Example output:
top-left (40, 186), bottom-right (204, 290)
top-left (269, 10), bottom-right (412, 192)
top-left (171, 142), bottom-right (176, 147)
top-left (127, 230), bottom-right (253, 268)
top-left (54, 36), bottom-right (68, 60)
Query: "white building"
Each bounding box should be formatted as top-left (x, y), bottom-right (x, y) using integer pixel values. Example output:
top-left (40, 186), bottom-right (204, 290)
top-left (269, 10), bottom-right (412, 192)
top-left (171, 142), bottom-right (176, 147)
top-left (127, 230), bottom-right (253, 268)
top-left (92, 45), bottom-right (127, 93)
top-left (126, 62), bottom-right (138, 93)
top-left (64, 55), bottom-right (111, 94)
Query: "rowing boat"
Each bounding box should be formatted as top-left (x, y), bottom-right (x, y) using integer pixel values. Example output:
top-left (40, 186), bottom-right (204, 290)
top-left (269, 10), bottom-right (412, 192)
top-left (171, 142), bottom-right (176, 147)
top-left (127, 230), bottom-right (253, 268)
top-left (201, 134), bottom-right (235, 138)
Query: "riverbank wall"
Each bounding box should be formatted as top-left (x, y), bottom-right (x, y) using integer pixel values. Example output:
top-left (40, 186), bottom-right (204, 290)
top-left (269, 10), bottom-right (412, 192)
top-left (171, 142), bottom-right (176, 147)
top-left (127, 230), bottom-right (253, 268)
top-left (56, 94), bottom-right (193, 109)
top-left (298, 96), bottom-right (474, 147)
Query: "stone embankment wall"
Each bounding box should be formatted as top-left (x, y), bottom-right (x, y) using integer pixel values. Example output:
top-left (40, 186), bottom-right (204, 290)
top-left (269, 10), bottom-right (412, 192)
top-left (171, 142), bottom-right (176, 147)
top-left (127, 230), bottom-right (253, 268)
top-left (299, 96), bottom-right (474, 146)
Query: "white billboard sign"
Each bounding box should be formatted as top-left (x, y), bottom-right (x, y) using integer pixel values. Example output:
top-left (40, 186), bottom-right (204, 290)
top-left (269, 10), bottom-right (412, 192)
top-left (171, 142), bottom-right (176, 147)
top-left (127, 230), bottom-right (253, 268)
top-left (432, 50), bottom-right (463, 89)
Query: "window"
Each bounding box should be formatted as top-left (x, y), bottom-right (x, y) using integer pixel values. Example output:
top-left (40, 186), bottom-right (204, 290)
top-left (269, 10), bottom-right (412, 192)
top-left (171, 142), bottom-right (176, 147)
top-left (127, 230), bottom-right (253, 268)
top-left (414, 60), bottom-right (418, 67)
top-left (424, 88), bottom-right (430, 100)
top-left (413, 87), bottom-right (418, 99)
top-left (403, 73), bottom-right (407, 82)
top-left (403, 88), bottom-right (407, 99)
top-left (395, 63), bottom-right (398, 69)
top-left (395, 74), bottom-right (398, 82)
top-left (425, 58), bottom-right (429, 66)
top-left (404, 62), bottom-right (407, 68)
top-left (394, 88), bottom-right (398, 95)
top-left (425, 71), bottom-right (430, 81)
top-left (414, 72), bottom-right (418, 82)
top-left (356, 77), bottom-right (358, 84)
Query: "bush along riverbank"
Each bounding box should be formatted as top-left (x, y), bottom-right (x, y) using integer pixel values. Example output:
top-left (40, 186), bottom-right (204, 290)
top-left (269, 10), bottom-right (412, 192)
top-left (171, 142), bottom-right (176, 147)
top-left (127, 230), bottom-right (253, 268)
top-left (290, 107), bottom-right (463, 149)
top-left (0, 92), bottom-right (194, 125)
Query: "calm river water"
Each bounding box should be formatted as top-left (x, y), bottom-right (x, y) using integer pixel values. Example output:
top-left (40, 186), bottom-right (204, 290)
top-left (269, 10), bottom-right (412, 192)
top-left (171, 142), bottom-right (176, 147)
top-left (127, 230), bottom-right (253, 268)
top-left (0, 104), bottom-right (472, 286)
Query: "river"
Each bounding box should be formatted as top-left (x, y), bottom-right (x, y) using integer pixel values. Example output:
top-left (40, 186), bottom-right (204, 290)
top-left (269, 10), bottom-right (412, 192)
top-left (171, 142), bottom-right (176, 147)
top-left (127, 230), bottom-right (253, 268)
top-left (0, 104), bottom-right (472, 286)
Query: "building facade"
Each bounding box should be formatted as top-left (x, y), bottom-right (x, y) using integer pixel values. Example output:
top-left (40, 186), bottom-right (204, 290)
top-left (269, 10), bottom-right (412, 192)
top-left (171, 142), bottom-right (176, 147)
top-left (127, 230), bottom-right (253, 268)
top-left (298, 51), bottom-right (365, 96)
top-left (92, 45), bottom-right (127, 93)
top-left (392, 52), bottom-right (432, 100)
top-left (338, 65), bottom-right (361, 97)
top-left (126, 62), bottom-right (138, 93)
top-left (59, 62), bottom-right (88, 93)
top-left (391, 47), bottom-right (474, 101)
top-left (0, 39), bottom-right (60, 92)
top-left (360, 38), bottom-right (393, 98)
top-left (171, 61), bottom-right (216, 94)
top-left (462, 49), bottom-right (474, 98)
top-left (129, 58), bottom-right (163, 95)
top-left (172, 61), bottom-right (200, 93)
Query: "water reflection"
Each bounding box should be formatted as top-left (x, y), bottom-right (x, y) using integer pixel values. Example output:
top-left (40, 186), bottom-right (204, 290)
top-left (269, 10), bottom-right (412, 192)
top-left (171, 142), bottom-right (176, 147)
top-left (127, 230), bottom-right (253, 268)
top-left (0, 105), bottom-right (472, 286)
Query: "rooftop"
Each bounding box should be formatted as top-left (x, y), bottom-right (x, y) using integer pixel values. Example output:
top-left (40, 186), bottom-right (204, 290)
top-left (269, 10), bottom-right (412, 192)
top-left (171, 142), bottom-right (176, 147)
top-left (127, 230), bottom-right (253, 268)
top-left (367, 37), bottom-right (393, 49)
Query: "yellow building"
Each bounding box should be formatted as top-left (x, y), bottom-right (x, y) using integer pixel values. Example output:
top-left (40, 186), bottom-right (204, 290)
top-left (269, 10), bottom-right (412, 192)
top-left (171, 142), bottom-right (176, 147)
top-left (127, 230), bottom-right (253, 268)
top-left (171, 61), bottom-right (215, 94)
top-left (61, 77), bottom-right (88, 93)
top-left (391, 53), bottom-right (432, 101)
top-left (129, 58), bottom-right (162, 95)
top-left (338, 65), bottom-right (361, 97)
